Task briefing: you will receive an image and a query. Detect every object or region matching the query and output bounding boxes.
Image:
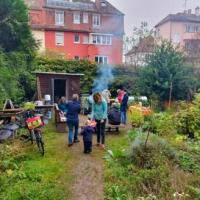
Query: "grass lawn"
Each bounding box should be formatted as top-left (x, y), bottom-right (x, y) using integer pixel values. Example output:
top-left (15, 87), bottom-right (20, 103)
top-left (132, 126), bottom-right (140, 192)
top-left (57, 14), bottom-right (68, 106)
top-left (0, 122), bottom-right (74, 200)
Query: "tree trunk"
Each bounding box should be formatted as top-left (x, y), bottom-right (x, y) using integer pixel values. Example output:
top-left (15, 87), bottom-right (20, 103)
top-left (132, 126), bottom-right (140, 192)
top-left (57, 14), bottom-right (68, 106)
top-left (168, 81), bottom-right (173, 108)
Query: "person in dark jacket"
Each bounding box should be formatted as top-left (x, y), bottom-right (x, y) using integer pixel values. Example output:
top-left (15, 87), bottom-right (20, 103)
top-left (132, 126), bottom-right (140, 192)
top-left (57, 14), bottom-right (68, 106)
top-left (120, 90), bottom-right (129, 125)
top-left (81, 120), bottom-right (96, 154)
top-left (108, 103), bottom-right (121, 125)
top-left (66, 94), bottom-right (81, 147)
top-left (58, 97), bottom-right (67, 114)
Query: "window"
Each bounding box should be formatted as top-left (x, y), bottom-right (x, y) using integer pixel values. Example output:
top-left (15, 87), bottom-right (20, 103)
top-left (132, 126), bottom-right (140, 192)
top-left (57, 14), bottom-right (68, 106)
top-left (91, 34), bottom-right (112, 45)
top-left (95, 56), bottom-right (108, 64)
top-left (186, 25), bottom-right (199, 33)
top-left (83, 35), bottom-right (89, 44)
top-left (93, 14), bottom-right (101, 27)
top-left (55, 11), bottom-right (64, 26)
top-left (83, 13), bottom-right (88, 23)
top-left (172, 33), bottom-right (180, 43)
top-left (101, 2), bottom-right (107, 7)
top-left (74, 34), bottom-right (80, 43)
top-left (55, 32), bottom-right (64, 46)
top-left (74, 56), bottom-right (80, 60)
top-left (73, 12), bottom-right (80, 24)
top-left (155, 28), bottom-right (160, 37)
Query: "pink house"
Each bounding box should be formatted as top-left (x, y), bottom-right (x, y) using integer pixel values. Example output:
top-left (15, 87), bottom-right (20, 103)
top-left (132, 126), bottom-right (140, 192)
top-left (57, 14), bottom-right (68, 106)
top-left (155, 7), bottom-right (200, 50)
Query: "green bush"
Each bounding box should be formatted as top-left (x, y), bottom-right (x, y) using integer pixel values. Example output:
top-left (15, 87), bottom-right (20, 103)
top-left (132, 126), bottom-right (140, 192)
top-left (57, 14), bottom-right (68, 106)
top-left (146, 112), bottom-right (176, 136)
top-left (130, 133), bottom-right (176, 168)
top-left (175, 95), bottom-right (200, 138)
top-left (35, 57), bottom-right (97, 93)
top-left (128, 109), bottom-right (144, 128)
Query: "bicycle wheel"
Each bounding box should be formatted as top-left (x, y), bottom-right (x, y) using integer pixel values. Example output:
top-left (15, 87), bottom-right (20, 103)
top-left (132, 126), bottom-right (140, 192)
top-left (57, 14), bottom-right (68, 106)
top-left (35, 131), bottom-right (45, 156)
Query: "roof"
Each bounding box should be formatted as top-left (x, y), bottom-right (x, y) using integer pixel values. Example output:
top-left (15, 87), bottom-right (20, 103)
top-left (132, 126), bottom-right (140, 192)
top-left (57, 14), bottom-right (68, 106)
top-left (125, 36), bottom-right (155, 56)
top-left (46, 0), bottom-right (96, 12)
top-left (35, 72), bottom-right (84, 76)
top-left (96, 0), bottom-right (123, 15)
top-left (44, 0), bottom-right (123, 15)
top-left (155, 13), bottom-right (200, 27)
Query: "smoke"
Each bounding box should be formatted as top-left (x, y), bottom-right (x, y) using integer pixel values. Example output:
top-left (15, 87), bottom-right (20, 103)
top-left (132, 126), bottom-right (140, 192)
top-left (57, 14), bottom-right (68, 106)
top-left (92, 65), bottom-right (113, 93)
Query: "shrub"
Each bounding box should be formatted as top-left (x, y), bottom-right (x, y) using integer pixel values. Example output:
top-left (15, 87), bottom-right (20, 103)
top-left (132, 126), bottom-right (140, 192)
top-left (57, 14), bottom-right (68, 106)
top-left (130, 133), bottom-right (176, 168)
top-left (175, 95), bottom-right (200, 138)
top-left (145, 112), bottom-right (176, 136)
top-left (128, 109), bottom-right (144, 128)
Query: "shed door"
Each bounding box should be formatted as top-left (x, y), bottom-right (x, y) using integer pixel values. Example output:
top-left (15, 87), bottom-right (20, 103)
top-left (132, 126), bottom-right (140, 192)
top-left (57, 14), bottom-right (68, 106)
top-left (53, 79), bottom-right (67, 103)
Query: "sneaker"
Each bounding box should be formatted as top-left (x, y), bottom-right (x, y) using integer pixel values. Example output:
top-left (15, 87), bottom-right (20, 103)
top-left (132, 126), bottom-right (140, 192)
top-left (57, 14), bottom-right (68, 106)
top-left (68, 143), bottom-right (73, 147)
top-left (74, 140), bottom-right (80, 143)
top-left (96, 143), bottom-right (100, 146)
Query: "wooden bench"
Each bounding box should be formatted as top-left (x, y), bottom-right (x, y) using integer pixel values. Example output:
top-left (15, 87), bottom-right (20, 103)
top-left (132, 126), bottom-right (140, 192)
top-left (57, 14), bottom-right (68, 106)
top-left (106, 124), bottom-right (120, 133)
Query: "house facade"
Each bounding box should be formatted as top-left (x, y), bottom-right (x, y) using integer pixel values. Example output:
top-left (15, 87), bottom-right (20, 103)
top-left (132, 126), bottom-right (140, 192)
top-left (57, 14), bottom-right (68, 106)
top-left (155, 7), bottom-right (200, 50)
top-left (25, 0), bottom-right (124, 65)
top-left (125, 36), bottom-right (155, 66)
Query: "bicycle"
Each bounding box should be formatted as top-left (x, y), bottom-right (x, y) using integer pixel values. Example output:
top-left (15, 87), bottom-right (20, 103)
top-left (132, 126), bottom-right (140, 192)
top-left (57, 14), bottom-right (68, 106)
top-left (25, 110), bottom-right (45, 156)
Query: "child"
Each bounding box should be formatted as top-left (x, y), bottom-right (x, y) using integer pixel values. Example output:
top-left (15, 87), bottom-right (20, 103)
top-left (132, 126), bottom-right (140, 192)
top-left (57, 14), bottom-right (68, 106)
top-left (81, 120), bottom-right (96, 154)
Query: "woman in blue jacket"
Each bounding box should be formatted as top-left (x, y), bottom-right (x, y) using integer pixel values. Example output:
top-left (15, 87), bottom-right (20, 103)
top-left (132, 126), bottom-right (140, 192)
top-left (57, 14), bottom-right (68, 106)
top-left (91, 92), bottom-right (107, 149)
top-left (66, 94), bottom-right (81, 147)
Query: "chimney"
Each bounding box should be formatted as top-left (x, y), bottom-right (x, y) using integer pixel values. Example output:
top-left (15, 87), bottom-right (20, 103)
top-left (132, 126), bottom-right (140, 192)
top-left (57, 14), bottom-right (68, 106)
top-left (95, 0), bottom-right (101, 9)
top-left (195, 6), bottom-right (200, 16)
top-left (188, 9), bottom-right (192, 15)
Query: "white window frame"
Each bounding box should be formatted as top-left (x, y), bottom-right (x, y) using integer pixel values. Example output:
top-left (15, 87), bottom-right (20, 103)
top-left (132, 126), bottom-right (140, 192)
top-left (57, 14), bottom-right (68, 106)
top-left (186, 24), bottom-right (199, 33)
top-left (55, 11), bottom-right (64, 26)
top-left (95, 56), bottom-right (108, 64)
top-left (90, 33), bottom-right (112, 45)
top-left (83, 35), bottom-right (89, 44)
top-left (83, 12), bottom-right (89, 23)
top-left (74, 34), bottom-right (80, 43)
top-left (92, 14), bottom-right (101, 27)
top-left (73, 12), bottom-right (80, 24)
top-left (55, 32), bottom-right (64, 46)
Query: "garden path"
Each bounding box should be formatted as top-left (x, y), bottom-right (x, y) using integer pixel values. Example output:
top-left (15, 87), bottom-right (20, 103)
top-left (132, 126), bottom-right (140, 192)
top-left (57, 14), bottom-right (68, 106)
top-left (68, 116), bottom-right (104, 200)
top-left (68, 140), bottom-right (104, 200)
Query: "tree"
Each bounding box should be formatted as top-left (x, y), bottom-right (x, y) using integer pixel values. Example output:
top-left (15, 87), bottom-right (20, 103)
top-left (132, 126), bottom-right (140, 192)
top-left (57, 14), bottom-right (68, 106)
top-left (0, 0), bottom-right (37, 53)
top-left (124, 22), bottom-right (153, 54)
top-left (138, 41), bottom-right (196, 104)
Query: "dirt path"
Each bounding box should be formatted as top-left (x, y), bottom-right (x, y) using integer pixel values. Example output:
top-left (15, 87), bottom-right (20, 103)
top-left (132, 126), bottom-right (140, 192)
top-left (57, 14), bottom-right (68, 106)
top-left (68, 139), bottom-right (104, 200)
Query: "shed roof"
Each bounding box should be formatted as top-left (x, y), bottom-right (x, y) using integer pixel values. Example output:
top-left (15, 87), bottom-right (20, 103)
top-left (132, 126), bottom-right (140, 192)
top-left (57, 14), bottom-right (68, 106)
top-left (35, 71), bottom-right (84, 76)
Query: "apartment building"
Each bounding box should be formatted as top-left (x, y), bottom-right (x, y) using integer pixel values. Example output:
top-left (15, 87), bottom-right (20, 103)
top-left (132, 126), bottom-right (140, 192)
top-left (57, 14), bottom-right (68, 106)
top-left (155, 7), bottom-right (200, 51)
top-left (25, 0), bottom-right (124, 65)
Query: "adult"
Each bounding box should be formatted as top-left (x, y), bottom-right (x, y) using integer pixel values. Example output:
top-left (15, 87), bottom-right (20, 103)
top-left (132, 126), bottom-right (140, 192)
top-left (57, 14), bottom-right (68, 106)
top-left (120, 90), bottom-right (129, 125)
top-left (91, 92), bottom-right (108, 149)
top-left (66, 94), bottom-right (81, 147)
top-left (108, 103), bottom-right (121, 125)
top-left (117, 89), bottom-right (125, 104)
top-left (58, 97), bottom-right (67, 114)
top-left (102, 89), bottom-right (111, 105)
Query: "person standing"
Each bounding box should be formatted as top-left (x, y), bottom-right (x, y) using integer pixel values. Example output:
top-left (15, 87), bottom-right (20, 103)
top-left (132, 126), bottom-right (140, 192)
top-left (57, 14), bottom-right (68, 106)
top-left (66, 94), bottom-right (81, 147)
top-left (91, 92), bottom-right (108, 149)
top-left (58, 96), bottom-right (67, 114)
top-left (102, 89), bottom-right (111, 105)
top-left (120, 90), bottom-right (129, 125)
top-left (117, 89), bottom-right (125, 104)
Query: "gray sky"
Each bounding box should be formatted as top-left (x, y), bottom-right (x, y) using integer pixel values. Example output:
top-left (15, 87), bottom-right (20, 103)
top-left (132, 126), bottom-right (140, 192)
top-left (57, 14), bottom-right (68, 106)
top-left (108, 0), bottom-right (200, 36)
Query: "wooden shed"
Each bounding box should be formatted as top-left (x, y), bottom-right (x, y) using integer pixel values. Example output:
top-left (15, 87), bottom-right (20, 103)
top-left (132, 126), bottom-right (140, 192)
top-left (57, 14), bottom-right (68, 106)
top-left (36, 72), bottom-right (84, 103)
